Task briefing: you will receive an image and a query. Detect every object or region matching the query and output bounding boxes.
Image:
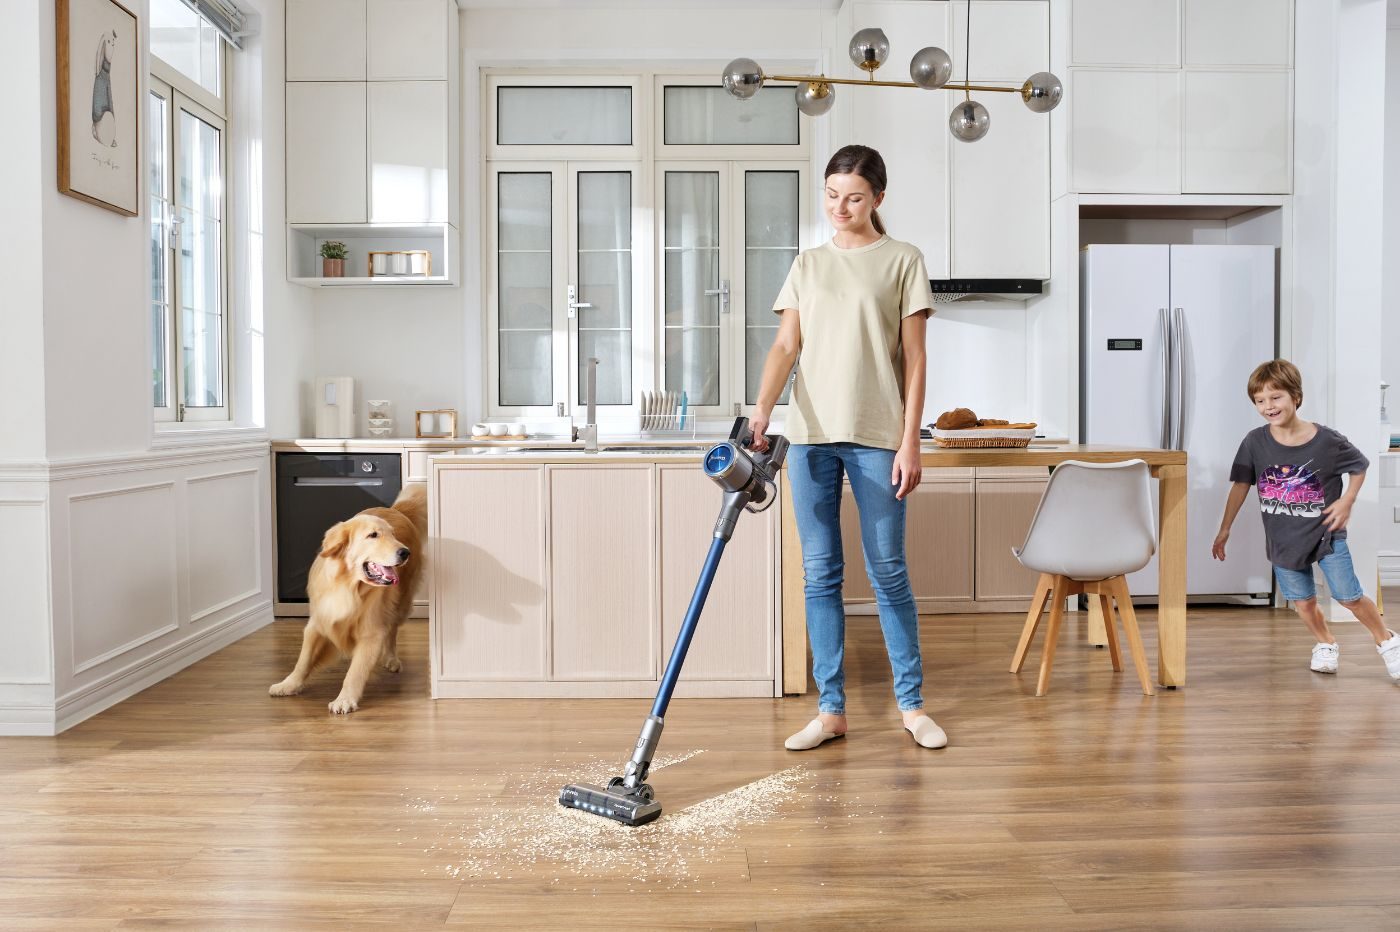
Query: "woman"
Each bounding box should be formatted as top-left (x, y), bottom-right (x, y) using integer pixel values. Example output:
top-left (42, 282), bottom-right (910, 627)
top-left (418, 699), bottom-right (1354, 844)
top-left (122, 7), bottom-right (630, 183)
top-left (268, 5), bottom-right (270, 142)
top-left (749, 144), bottom-right (945, 751)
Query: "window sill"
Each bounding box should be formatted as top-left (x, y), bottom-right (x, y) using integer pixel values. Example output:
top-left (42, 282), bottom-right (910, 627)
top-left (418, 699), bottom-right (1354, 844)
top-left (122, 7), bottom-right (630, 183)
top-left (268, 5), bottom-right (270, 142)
top-left (152, 423), bottom-right (269, 450)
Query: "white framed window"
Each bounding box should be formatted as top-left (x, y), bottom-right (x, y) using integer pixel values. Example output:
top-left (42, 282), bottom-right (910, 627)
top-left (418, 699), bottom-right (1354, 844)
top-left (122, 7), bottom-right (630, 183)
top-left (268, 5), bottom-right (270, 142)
top-left (486, 75), bottom-right (643, 161)
top-left (149, 1), bottom-right (230, 424)
top-left (654, 74), bottom-right (804, 159)
top-left (484, 71), bottom-right (807, 421)
top-left (486, 162), bottom-right (649, 416)
top-left (657, 161), bottom-right (805, 414)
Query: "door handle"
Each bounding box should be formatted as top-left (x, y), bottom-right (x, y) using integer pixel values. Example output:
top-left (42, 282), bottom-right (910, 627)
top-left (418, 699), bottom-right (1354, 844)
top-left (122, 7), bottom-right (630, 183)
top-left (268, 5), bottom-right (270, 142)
top-left (1158, 308), bottom-right (1171, 449)
top-left (1171, 307), bottom-right (1186, 449)
top-left (704, 280), bottom-right (731, 313)
top-left (567, 283), bottom-right (592, 319)
top-left (292, 477), bottom-right (385, 487)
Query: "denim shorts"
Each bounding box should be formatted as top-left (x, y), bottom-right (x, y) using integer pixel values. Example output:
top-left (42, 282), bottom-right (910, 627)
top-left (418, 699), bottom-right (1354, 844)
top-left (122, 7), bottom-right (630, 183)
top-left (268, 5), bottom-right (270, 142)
top-left (1273, 537), bottom-right (1365, 603)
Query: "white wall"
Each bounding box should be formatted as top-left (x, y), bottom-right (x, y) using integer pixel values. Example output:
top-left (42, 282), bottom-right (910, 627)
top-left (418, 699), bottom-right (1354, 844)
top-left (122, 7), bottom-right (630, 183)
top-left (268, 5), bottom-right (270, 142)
top-left (1382, 21), bottom-right (1400, 569)
top-left (0, 0), bottom-right (298, 733)
top-left (0, 0), bottom-right (47, 464)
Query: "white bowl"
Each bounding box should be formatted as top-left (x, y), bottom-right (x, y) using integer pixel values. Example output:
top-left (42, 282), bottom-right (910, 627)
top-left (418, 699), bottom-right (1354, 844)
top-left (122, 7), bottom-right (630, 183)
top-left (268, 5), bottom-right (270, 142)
top-left (470, 423), bottom-right (490, 437)
top-left (508, 421), bottom-right (527, 436)
top-left (488, 423), bottom-right (509, 436)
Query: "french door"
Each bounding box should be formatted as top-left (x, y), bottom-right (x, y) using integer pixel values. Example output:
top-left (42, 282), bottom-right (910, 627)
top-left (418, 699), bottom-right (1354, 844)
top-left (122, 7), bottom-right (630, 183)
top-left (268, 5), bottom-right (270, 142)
top-left (487, 162), bottom-right (646, 417)
top-left (657, 161), bottom-right (804, 415)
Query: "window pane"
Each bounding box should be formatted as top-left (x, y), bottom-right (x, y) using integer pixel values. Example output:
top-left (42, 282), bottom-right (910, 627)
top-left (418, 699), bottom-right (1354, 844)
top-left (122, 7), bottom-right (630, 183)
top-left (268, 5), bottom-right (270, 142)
top-left (663, 172), bottom-right (721, 404)
top-left (149, 92), bottom-right (169, 409)
top-left (178, 110), bottom-right (223, 409)
top-left (497, 173), bottom-right (552, 406)
top-left (500, 331), bottom-right (552, 407)
top-left (745, 171), bottom-right (798, 404)
top-left (150, 0), bottom-right (221, 98)
top-left (497, 86), bottom-right (631, 145)
top-left (577, 171), bottom-right (631, 405)
top-left (664, 86), bottom-right (800, 146)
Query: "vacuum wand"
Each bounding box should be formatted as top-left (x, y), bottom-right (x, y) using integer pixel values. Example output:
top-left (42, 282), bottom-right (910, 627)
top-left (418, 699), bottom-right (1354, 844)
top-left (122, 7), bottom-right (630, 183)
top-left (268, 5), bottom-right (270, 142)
top-left (559, 417), bottom-right (789, 826)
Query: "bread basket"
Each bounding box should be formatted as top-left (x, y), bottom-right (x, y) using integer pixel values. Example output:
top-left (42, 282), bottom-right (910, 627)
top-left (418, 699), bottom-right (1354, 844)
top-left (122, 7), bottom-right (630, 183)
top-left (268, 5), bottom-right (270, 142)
top-left (931, 426), bottom-right (1036, 449)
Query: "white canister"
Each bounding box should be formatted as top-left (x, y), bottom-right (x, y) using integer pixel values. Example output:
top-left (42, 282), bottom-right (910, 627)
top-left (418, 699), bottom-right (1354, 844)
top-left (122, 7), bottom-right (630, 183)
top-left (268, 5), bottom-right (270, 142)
top-left (470, 423), bottom-right (490, 437)
top-left (488, 423), bottom-right (509, 437)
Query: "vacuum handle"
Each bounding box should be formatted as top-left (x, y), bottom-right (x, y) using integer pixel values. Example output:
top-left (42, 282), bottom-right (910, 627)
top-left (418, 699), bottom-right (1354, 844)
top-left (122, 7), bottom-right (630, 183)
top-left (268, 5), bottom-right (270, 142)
top-left (729, 416), bottom-right (789, 472)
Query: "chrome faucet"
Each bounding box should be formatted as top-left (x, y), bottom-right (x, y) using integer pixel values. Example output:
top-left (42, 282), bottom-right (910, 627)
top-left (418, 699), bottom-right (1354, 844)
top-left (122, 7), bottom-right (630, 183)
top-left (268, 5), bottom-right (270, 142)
top-left (574, 357), bottom-right (599, 452)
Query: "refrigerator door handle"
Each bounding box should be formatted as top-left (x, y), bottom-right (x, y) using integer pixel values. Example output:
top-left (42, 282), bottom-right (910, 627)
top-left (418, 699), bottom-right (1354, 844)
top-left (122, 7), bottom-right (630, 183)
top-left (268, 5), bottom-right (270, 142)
top-left (1159, 308), bottom-right (1172, 449)
top-left (1171, 307), bottom-right (1186, 449)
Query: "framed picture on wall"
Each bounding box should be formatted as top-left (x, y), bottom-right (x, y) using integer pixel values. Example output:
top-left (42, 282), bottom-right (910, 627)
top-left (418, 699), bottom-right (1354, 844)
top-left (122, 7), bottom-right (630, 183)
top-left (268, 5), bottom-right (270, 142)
top-left (57, 0), bottom-right (139, 215)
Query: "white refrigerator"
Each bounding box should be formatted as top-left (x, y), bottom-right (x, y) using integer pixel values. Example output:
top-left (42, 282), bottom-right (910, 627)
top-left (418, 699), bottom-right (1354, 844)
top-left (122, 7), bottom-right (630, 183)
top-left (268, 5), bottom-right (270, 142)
top-left (1081, 244), bottom-right (1274, 600)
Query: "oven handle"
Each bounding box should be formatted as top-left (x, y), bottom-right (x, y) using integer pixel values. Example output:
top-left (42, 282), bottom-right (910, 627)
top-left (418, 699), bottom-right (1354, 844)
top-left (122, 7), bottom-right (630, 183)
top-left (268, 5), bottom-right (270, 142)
top-left (291, 477), bottom-right (385, 487)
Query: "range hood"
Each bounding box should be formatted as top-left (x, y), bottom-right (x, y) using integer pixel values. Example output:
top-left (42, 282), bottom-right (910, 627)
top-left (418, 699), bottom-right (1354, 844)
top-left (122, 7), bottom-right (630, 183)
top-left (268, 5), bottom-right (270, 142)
top-left (929, 279), bottom-right (1043, 303)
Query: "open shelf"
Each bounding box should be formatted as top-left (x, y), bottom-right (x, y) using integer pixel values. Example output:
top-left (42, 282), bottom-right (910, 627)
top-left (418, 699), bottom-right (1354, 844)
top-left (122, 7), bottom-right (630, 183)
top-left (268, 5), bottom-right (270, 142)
top-left (288, 222), bottom-right (457, 287)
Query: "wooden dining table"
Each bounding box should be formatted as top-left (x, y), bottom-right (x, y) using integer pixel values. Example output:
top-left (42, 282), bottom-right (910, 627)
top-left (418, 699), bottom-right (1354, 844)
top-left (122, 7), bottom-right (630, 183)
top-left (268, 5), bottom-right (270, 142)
top-left (779, 444), bottom-right (1190, 692)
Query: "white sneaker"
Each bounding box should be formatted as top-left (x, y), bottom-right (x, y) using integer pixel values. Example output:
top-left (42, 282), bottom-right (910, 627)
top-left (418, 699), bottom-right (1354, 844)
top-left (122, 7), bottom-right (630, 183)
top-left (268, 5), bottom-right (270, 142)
top-left (1377, 630), bottom-right (1400, 680)
top-left (1310, 642), bottom-right (1339, 674)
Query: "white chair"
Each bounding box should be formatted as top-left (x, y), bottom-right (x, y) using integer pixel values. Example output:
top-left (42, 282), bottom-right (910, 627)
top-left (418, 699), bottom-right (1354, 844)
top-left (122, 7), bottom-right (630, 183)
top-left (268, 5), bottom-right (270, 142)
top-left (1009, 459), bottom-right (1157, 697)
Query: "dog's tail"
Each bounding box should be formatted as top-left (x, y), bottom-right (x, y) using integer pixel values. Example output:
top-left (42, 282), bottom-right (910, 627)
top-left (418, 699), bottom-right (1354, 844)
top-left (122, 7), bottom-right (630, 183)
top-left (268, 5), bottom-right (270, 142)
top-left (392, 483), bottom-right (428, 535)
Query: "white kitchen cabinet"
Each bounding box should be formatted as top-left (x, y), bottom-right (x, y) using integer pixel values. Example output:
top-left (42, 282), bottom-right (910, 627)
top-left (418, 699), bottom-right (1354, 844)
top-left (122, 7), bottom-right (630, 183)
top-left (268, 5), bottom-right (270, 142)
top-left (842, 0), bottom-right (952, 278)
top-left (974, 478), bottom-right (1048, 601)
top-left (1071, 0), bottom-right (1181, 67)
top-left (949, 0), bottom-right (1049, 279)
top-left (285, 82), bottom-right (367, 224)
top-left (548, 466), bottom-right (656, 681)
top-left (369, 81), bottom-right (449, 222)
top-left (434, 465), bottom-right (548, 682)
top-left (1069, 0), bottom-right (1293, 195)
top-left (1071, 69), bottom-right (1182, 194)
top-left (659, 466), bottom-right (775, 682)
top-left (1184, 0), bottom-right (1292, 68)
top-left (367, 0), bottom-right (450, 80)
top-left (286, 0), bottom-right (366, 81)
top-left (1182, 71), bottom-right (1292, 194)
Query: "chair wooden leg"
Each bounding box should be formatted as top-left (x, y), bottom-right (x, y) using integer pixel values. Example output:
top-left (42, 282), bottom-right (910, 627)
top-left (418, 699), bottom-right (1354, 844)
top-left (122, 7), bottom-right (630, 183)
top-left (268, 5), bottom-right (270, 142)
top-left (1036, 576), bottom-right (1072, 696)
top-left (1109, 576), bottom-right (1155, 696)
top-left (1097, 593), bottom-right (1122, 672)
top-left (1011, 573), bottom-right (1054, 673)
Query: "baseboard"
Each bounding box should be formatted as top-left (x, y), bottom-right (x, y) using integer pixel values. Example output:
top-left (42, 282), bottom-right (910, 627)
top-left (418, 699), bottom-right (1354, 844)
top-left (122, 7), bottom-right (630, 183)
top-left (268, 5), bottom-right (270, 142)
top-left (0, 704), bottom-right (61, 736)
top-left (49, 600), bottom-right (275, 735)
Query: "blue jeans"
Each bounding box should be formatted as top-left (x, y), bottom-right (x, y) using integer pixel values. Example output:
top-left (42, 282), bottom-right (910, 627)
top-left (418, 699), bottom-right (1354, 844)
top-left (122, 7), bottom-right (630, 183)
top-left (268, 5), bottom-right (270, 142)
top-left (1273, 537), bottom-right (1365, 603)
top-left (786, 443), bottom-right (923, 715)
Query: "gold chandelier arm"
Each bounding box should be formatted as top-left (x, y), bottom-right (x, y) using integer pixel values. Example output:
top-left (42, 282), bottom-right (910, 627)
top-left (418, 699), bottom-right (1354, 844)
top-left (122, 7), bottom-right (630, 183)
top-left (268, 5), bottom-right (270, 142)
top-left (768, 74), bottom-right (1022, 95)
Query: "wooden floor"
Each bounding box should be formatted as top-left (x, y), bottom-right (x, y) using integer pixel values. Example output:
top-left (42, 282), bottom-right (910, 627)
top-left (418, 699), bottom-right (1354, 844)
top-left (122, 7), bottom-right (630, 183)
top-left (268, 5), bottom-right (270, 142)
top-left (4, 606), bottom-right (1400, 930)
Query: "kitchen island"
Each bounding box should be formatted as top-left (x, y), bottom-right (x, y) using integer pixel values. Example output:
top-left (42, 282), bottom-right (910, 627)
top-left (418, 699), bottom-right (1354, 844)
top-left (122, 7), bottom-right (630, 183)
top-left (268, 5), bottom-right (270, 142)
top-left (428, 441), bottom-right (1188, 700)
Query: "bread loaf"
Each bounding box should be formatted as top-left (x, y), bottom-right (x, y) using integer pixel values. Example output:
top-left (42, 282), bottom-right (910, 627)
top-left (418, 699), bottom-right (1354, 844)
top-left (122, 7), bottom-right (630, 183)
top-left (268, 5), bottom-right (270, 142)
top-left (935, 407), bottom-right (978, 430)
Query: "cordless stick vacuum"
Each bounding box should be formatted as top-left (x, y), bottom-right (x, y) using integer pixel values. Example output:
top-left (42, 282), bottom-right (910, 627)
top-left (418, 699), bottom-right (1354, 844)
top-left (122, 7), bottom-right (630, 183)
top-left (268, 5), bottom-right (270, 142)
top-left (559, 417), bottom-right (790, 826)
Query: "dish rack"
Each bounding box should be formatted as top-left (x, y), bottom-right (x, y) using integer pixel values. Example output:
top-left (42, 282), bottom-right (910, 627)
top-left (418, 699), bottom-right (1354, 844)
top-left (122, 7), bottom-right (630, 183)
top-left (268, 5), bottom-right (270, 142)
top-left (930, 427), bottom-right (1036, 449)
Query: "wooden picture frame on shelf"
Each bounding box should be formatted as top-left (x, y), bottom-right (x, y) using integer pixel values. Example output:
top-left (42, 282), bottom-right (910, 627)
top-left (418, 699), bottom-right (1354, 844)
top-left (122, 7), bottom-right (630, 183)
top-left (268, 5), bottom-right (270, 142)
top-left (56, 0), bottom-right (140, 215)
top-left (416, 409), bottom-right (457, 439)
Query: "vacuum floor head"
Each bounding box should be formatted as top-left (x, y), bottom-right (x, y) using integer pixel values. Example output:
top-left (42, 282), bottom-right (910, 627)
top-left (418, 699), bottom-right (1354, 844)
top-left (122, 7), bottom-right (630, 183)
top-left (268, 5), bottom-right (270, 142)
top-left (559, 781), bottom-right (662, 827)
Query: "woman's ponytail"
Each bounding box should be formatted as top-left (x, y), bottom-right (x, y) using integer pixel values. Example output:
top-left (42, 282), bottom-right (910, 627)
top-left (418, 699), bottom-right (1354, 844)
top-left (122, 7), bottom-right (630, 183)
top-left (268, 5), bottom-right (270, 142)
top-left (871, 208), bottom-right (886, 235)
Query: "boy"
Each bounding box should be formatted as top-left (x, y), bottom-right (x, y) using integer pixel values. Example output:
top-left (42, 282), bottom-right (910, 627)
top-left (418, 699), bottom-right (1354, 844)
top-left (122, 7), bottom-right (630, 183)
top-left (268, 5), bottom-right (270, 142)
top-left (1213, 359), bottom-right (1400, 679)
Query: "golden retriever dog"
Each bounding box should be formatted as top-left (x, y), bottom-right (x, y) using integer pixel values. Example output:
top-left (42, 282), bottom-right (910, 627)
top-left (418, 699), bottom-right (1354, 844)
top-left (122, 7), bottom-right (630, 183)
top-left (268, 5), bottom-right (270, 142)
top-left (270, 484), bottom-right (427, 713)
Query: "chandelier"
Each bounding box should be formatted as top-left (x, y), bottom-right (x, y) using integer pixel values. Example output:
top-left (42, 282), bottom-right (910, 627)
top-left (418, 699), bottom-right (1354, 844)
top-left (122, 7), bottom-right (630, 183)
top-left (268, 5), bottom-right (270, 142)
top-left (721, 21), bottom-right (1062, 143)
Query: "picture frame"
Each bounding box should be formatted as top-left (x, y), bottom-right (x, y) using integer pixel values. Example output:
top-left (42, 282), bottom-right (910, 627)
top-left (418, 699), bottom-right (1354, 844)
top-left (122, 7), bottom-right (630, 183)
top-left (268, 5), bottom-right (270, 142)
top-left (57, 0), bottom-right (140, 216)
top-left (415, 409), bottom-right (458, 439)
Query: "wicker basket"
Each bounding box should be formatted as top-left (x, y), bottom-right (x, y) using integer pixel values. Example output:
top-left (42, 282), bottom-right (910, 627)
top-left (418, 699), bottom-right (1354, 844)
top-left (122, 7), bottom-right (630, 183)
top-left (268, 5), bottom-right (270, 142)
top-left (931, 427), bottom-right (1036, 449)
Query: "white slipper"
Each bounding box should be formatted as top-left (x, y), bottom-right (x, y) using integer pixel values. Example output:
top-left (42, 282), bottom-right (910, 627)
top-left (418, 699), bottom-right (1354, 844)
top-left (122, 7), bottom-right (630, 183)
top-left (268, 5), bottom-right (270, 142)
top-left (904, 715), bottom-right (948, 749)
top-left (784, 717), bottom-right (844, 751)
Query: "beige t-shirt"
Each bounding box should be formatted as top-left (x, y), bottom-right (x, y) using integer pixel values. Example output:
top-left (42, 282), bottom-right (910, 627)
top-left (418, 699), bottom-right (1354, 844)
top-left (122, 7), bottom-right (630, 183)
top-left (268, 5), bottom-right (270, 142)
top-left (772, 235), bottom-right (935, 450)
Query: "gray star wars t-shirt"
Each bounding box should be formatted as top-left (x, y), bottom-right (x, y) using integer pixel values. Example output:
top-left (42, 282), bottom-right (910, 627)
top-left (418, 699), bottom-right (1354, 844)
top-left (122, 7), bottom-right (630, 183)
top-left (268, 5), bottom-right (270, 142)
top-left (1229, 425), bottom-right (1369, 571)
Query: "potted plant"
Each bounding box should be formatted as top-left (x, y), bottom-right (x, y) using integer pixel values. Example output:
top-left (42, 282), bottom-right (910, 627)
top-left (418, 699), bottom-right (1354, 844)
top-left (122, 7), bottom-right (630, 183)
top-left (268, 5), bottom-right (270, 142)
top-left (320, 240), bottom-right (348, 277)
